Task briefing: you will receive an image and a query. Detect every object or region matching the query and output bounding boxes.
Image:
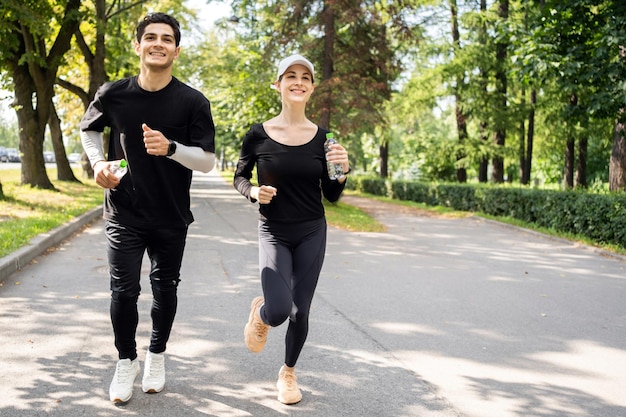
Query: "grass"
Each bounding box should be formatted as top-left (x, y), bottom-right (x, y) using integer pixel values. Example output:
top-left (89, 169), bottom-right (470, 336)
top-left (0, 168), bottom-right (104, 258)
top-left (323, 199), bottom-right (386, 232)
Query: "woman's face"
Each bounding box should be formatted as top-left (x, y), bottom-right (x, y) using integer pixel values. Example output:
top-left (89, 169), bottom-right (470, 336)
top-left (274, 64), bottom-right (315, 103)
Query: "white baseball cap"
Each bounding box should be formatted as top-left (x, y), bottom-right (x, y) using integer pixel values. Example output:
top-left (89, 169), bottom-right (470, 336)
top-left (276, 54), bottom-right (315, 82)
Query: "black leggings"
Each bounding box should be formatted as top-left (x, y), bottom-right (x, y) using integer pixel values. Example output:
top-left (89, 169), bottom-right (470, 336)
top-left (105, 221), bottom-right (187, 360)
top-left (258, 217), bottom-right (327, 367)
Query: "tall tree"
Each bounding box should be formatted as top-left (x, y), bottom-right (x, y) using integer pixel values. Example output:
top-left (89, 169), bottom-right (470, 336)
top-left (517, 1), bottom-right (539, 186)
top-left (528, 0), bottom-right (626, 190)
top-left (491, 0), bottom-right (509, 183)
top-left (449, 0), bottom-right (468, 183)
top-left (478, 0), bottom-right (490, 183)
top-left (0, 0), bottom-right (82, 189)
top-left (226, 0), bottom-right (420, 177)
top-left (57, 0), bottom-right (146, 179)
top-left (521, 89), bottom-right (536, 185)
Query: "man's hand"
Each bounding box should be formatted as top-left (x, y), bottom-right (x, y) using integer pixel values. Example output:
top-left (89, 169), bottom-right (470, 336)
top-left (93, 160), bottom-right (121, 189)
top-left (142, 123), bottom-right (170, 156)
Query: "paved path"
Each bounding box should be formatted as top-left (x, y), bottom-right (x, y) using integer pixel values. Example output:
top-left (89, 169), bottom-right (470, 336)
top-left (1, 170), bottom-right (625, 417)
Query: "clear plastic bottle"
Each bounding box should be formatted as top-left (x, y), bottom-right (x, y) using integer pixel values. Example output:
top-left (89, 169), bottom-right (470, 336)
top-left (109, 159), bottom-right (128, 179)
top-left (324, 133), bottom-right (344, 180)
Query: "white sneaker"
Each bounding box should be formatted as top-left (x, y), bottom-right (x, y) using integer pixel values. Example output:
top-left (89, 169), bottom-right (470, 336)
top-left (142, 351), bottom-right (165, 393)
top-left (109, 358), bottom-right (140, 403)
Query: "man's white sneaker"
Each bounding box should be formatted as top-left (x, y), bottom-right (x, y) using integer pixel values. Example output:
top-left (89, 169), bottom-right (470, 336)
top-left (109, 358), bottom-right (140, 403)
top-left (142, 351), bottom-right (165, 393)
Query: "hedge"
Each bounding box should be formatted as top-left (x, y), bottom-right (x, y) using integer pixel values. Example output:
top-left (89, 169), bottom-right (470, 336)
top-left (349, 176), bottom-right (626, 248)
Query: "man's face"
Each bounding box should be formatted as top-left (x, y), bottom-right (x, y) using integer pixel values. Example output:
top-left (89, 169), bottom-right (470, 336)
top-left (134, 23), bottom-right (180, 70)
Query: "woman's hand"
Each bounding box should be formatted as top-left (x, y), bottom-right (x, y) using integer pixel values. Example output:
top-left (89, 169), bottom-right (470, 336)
top-left (326, 142), bottom-right (350, 173)
top-left (251, 185), bottom-right (278, 204)
top-left (326, 142), bottom-right (350, 183)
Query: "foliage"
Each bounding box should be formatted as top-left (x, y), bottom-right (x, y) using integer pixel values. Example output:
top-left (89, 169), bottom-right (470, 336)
top-left (380, 177), bottom-right (626, 248)
top-left (196, 0), bottom-right (427, 173)
top-left (2, 0), bottom-right (626, 192)
top-left (386, 0), bottom-right (626, 189)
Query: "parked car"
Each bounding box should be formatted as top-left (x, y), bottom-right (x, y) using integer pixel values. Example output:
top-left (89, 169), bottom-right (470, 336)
top-left (43, 151), bottom-right (55, 163)
top-left (6, 148), bottom-right (20, 162)
top-left (0, 147), bottom-right (8, 163)
top-left (67, 153), bottom-right (81, 163)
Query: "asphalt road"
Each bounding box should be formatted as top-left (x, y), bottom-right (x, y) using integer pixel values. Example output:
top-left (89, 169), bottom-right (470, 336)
top-left (0, 170), bottom-right (625, 417)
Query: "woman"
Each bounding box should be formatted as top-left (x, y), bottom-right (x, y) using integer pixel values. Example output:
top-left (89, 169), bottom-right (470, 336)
top-left (233, 54), bottom-right (350, 405)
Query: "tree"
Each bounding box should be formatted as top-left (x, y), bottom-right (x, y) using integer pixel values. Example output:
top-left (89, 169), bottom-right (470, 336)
top-left (491, 0), bottom-right (509, 183)
top-left (0, 0), bottom-right (82, 189)
top-left (223, 0), bottom-right (421, 177)
top-left (526, 0), bottom-right (626, 190)
top-left (57, 0), bottom-right (143, 179)
top-left (449, 0), bottom-right (468, 183)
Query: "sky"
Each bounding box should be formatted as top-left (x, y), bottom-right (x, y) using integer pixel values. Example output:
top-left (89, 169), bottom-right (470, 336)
top-left (187, 0), bottom-right (231, 22)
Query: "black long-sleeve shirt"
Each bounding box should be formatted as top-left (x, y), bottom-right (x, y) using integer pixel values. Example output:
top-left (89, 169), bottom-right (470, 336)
top-left (233, 124), bottom-right (345, 223)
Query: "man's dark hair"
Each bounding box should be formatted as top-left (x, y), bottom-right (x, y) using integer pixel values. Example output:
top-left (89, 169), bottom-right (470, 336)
top-left (136, 12), bottom-right (181, 46)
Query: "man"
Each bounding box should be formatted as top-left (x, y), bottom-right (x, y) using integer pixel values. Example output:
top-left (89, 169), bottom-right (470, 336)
top-left (80, 12), bottom-right (215, 403)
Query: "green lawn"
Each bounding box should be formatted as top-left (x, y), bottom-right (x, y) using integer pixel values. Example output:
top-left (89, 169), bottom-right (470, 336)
top-left (0, 168), bottom-right (104, 258)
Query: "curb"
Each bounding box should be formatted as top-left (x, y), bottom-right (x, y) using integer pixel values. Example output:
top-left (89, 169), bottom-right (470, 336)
top-left (0, 205), bottom-right (103, 282)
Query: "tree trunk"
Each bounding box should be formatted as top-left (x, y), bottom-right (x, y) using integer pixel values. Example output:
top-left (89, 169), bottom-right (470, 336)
top-left (575, 135), bottom-right (587, 188)
top-left (479, 129), bottom-right (489, 182)
top-left (519, 89), bottom-right (526, 183)
top-left (318, 1), bottom-right (335, 129)
top-left (564, 136), bottom-right (575, 189)
top-left (11, 56), bottom-right (55, 189)
top-left (492, 134), bottom-right (505, 183)
top-left (48, 100), bottom-right (79, 182)
top-left (491, 0), bottom-right (509, 183)
top-left (379, 141), bottom-right (389, 178)
top-left (478, 0), bottom-right (489, 183)
top-left (450, 0), bottom-right (467, 183)
top-left (519, 118), bottom-right (525, 183)
top-left (522, 89), bottom-right (536, 185)
top-left (455, 103), bottom-right (468, 183)
top-left (609, 118), bottom-right (626, 191)
top-left (563, 93), bottom-right (577, 189)
top-left (5, 0), bottom-right (81, 189)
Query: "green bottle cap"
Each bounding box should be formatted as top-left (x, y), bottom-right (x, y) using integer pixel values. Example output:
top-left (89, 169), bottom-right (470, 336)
top-left (326, 132), bottom-right (334, 139)
top-left (119, 159), bottom-right (127, 168)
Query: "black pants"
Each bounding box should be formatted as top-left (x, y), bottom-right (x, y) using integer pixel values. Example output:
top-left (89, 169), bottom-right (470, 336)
top-left (105, 220), bottom-right (187, 360)
top-left (258, 217), bottom-right (326, 367)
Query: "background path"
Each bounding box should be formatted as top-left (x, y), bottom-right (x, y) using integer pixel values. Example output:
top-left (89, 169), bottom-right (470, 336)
top-left (0, 170), bottom-right (624, 417)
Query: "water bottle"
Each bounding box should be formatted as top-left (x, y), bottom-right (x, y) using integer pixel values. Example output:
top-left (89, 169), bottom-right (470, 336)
top-left (324, 133), bottom-right (344, 180)
top-left (109, 159), bottom-right (128, 179)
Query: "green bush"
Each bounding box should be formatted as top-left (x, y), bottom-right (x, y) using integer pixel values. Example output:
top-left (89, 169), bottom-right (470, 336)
top-left (355, 176), bottom-right (388, 196)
